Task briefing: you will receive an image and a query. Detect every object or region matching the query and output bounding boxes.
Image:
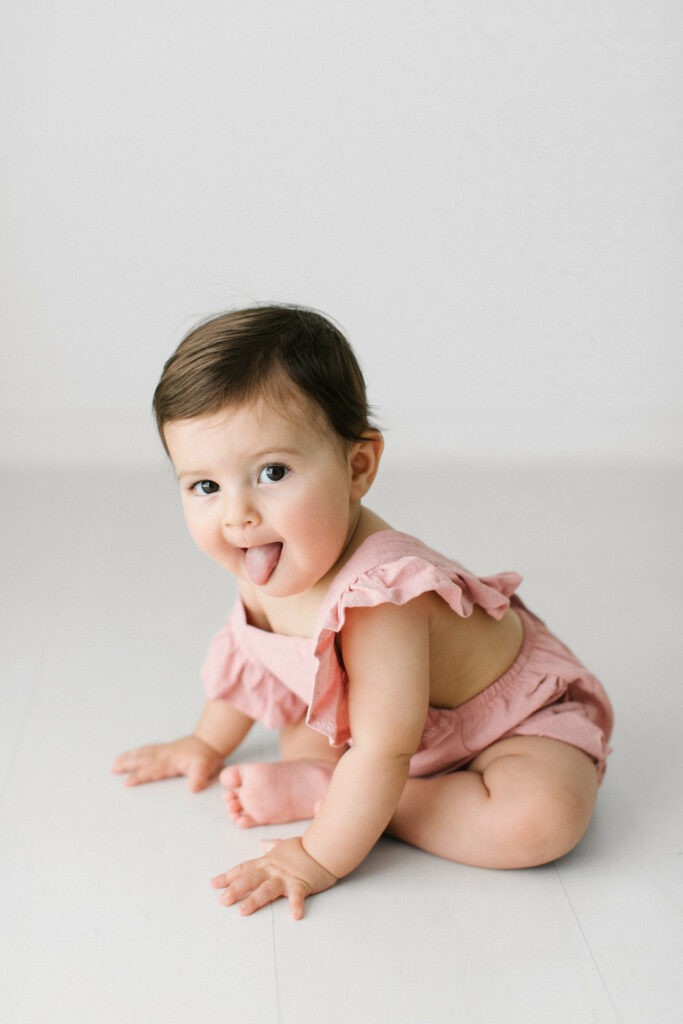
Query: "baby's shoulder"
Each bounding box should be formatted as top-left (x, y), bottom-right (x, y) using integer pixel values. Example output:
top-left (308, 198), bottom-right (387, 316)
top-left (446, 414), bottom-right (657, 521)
top-left (324, 527), bottom-right (463, 597)
top-left (315, 528), bottom-right (522, 646)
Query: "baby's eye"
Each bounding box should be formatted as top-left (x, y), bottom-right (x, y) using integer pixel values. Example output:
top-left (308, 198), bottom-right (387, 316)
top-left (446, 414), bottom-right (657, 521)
top-left (257, 464), bottom-right (290, 484)
top-left (191, 480), bottom-right (219, 495)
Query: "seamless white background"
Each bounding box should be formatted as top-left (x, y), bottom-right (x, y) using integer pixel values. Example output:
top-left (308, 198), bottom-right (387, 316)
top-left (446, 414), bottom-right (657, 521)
top-left (2, 7), bottom-right (683, 1021)
top-left (1, 1), bottom-right (681, 466)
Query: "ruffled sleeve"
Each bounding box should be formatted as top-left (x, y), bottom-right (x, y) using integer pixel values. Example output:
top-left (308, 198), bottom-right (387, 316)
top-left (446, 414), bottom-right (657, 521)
top-left (201, 604), bottom-right (307, 729)
top-left (307, 536), bottom-right (523, 746)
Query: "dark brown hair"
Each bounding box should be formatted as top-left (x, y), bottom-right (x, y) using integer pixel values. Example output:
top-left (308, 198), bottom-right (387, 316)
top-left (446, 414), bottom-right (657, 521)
top-left (153, 305), bottom-right (376, 453)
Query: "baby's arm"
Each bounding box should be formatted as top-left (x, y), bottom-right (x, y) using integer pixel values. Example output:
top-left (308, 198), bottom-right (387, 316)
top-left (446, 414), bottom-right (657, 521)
top-left (112, 699), bottom-right (254, 792)
top-left (302, 599), bottom-right (430, 875)
top-left (211, 599), bottom-right (430, 915)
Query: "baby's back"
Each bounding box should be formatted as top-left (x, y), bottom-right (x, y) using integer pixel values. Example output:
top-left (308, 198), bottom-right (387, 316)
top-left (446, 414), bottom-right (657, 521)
top-left (425, 594), bottom-right (524, 709)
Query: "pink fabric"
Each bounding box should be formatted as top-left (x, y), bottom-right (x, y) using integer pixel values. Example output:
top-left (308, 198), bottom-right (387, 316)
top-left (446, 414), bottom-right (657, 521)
top-left (408, 605), bottom-right (613, 781)
top-left (202, 529), bottom-right (613, 779)
top-left (202, 601), bottom-right (310, 729)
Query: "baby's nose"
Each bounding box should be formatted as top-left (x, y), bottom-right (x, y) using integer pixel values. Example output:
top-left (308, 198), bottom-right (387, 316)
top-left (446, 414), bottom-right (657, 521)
top-left (221, 489), bottom-right (260, 529)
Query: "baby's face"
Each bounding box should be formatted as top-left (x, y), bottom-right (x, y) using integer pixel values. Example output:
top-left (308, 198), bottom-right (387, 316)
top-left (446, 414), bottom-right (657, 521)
top-left (164, 395), bottom-right (361, 599)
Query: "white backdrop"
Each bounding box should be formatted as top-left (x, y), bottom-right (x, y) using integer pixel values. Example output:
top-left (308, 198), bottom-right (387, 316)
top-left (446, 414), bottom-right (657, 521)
top-left (1, 1), bottom-right (681, 466)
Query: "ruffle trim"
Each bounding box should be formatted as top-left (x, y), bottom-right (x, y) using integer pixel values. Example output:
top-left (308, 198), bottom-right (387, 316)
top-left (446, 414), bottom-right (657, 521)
top-left (318, 557), bottom-right (521, 643)
top-left (202, 615), bottom-right (307, 730)
top-left (307, 556), bottom-right (523, 746)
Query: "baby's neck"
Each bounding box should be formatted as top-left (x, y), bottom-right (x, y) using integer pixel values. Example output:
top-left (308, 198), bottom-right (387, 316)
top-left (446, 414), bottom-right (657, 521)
top-left (340, 505), bottom-right (391, 561)
top-left (241, 506), bottom-right (391, 638)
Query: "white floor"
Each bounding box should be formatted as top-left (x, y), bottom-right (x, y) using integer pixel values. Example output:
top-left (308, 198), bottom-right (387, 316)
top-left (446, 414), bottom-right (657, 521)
top-left (1, 459), bottom-right (682, 1024)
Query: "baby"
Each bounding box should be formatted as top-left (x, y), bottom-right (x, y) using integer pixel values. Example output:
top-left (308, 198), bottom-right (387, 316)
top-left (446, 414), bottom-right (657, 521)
top-left (113, 305), bottom-right (613, 919)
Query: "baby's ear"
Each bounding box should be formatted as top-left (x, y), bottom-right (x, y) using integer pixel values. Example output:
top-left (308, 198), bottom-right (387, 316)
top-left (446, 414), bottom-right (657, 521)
top-left (349, 431), bottom-right (384, 500)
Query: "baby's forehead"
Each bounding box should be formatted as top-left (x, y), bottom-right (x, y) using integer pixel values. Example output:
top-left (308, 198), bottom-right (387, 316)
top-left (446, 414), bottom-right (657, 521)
top-left (165, 388), bottom-right (342, 454)
top-left (235, 388), bottom-right (335, 438)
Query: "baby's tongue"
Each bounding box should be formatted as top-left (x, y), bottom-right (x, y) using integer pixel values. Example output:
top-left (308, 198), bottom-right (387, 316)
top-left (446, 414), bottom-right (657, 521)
top-left (244, 542), bottom-right (283, 585)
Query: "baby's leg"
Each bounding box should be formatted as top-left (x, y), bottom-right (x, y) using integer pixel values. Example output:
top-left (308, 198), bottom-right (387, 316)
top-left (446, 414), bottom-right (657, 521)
top-left (278, 717), bottom-right (346, 766)
top-left (220, 718), bottom-right (342, 828)
top-left (388, 735), bottom-right (599, 868)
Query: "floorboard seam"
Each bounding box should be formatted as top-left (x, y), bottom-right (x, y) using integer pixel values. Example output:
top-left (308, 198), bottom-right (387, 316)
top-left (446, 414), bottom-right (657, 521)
top-left (553, 863), bottom-right (621, 1022)
top-left (271, 906), bottom-right (284, 1024)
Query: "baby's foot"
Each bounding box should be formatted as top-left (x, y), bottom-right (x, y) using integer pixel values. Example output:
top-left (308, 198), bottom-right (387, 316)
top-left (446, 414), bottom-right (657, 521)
top-left (219, 759), bottom-right (335, 827)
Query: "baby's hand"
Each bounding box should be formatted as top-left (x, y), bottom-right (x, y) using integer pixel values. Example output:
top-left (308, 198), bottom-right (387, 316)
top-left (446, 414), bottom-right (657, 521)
top-left (211, 837), bottom-right (338, 920)
top-left (111, 734), bottom-right (224, 792)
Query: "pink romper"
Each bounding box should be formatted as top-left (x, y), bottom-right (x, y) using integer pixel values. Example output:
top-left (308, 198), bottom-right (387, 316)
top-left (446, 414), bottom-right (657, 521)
top-left (202, 530), bottom-right (613, 780)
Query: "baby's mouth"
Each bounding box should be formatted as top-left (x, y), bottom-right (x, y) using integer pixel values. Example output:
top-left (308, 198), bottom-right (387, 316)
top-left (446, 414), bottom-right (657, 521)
top-left (243, 542), bottom-right (283, 585)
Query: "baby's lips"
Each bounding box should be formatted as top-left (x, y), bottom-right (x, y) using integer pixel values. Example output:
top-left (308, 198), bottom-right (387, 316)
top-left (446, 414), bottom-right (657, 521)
top-left (244, 542), bottom-right (283, 585)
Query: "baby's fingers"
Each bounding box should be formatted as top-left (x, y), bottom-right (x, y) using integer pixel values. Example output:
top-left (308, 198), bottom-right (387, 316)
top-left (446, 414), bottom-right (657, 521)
top-left (121, 764), bottom-right (172, 787)
top-left (257, 837), bottom-right (306, 915)
top-left (212, 864), bottom-right (265, 907)
top-left (237, 878), bottom-right (285, 916)
top-left (112, 745), bottom-right (162, 773)
top-left (287, 880), bottom-right (307, 921)
top-left (111, 748), bottom-right (176, 786)
top-left (211, 862), bottom-right (259, 896)
top-left (211, 862), bottom-right (307, 919)
top-left (187, 760), bottom-right (217, 793)
top-left (111, 749), bottom-right (143, 774)
top-left (235, 875), bottom-right (308, 920)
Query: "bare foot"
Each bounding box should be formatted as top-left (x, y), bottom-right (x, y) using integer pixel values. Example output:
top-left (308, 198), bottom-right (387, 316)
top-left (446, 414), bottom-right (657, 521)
top-left (219, 759), bottom-right (335, 827)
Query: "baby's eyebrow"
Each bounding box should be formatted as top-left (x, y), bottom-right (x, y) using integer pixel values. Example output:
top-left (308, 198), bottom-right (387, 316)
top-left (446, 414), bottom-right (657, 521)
top-left (176, 469), bottom-right (211, 481)
top-left (251, 447), bottom-right (302, 460)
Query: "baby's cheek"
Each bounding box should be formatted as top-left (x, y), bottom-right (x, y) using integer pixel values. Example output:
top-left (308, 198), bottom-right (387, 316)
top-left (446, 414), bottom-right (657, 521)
top-left (188, 523), bottom-right (222, 561)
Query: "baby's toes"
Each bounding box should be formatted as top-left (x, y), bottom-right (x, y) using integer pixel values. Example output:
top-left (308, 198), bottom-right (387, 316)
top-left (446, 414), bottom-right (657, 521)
top-left (233, 812), bottom-right (258, 829)
top-left (223, 790), bottom-right (256, 828)
top-left (223, 789), bottom-right (243, 814)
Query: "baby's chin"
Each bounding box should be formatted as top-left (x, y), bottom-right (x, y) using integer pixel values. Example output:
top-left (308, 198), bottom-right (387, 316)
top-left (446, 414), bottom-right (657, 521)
top-left (250, 576), bottom-right (317, 599)
top-left (251, 563), bottom-right (335, 600)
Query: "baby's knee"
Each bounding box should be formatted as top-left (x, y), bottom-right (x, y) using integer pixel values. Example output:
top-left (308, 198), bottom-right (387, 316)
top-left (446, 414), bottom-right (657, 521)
top-left (506, 779), bottom-right (597, 867)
